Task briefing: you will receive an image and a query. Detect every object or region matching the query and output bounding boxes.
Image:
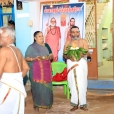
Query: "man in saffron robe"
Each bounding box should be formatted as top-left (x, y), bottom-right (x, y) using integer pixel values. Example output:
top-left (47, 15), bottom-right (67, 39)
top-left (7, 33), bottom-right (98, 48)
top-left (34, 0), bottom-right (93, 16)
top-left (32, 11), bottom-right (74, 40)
top-left (64, 18), bottom-right (75, 43)
top-left (44, 17), bottom-right (61, 61)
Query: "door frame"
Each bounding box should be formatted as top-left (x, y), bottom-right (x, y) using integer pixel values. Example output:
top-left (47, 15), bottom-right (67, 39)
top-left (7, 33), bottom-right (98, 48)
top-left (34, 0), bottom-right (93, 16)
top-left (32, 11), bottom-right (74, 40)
top-left (113, 0), bottom-right (114, 79)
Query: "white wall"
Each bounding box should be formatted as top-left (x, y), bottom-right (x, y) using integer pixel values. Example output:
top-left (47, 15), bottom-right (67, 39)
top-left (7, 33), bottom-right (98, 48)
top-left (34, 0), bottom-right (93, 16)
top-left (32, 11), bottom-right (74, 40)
top-left (14, 1), bottom-right (31, 56)
top-left (29, 1), bottom-right (40, 42)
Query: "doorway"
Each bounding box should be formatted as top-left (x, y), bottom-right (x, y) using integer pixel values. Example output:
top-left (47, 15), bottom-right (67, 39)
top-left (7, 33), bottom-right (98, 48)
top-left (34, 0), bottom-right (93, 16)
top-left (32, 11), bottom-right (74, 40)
top-left (0, 6), bottom-right (14, 27)
top-left (97, 0), bottom-right (113, 80)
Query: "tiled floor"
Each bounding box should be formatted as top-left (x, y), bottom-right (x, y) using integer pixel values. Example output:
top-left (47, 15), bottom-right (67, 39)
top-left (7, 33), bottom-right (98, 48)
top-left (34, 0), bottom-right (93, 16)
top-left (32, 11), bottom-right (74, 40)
top-left (25, 87), bottom-right (114, 114)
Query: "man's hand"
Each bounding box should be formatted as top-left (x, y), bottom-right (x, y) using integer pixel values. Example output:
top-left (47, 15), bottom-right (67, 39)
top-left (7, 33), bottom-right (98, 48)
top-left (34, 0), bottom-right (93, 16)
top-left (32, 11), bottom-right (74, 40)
top-left (80, 53), bottom-right (85, 58)
top-left (87, 56), bottom-right (91, 62)
top-left (69, 56), bottom-right (76, 62)
top-left (69, 56), bottom-right (81, 62)
top-left (63, 54), bottom-right (69, 60)
top-left (63, 55), bottom-right (80, 62)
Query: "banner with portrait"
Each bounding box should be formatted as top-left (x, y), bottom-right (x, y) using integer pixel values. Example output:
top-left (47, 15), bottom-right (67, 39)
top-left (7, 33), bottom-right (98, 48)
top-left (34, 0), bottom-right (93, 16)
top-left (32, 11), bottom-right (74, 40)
top-left (41, 2), bottom-right (85, 62)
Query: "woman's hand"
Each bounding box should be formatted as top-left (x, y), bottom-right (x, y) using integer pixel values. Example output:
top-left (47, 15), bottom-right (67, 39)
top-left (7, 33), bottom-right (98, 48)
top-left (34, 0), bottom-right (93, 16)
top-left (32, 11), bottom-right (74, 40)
top-left (36, 56), bottom-right (41, 60)
top-left (35, 55), bottom-right (53, 61)
top-left (48, 54), bottom-right (53, 61)
top-left (25, 57), bottom-right (33, 62)
top-left (36, 56), bottom-right (49, 60)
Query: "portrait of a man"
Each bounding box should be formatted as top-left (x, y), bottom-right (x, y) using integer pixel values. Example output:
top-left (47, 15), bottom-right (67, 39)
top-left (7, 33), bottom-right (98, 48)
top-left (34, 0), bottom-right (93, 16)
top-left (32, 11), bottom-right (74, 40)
top-left (64, 18), bottom-right (75, 43)
top-left (44, 17), bottom-right (61, 61)
top-left (16, 0), bottom-right (23, 10)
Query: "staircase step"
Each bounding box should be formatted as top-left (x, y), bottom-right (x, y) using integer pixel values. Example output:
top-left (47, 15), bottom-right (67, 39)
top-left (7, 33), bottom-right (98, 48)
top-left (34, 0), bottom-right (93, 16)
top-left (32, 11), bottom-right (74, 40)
top-left (97, 3), bottom-right (106, 7)
top-left (97, 14), bottom-right (102, 19)
top-left (97, 11), bottom-right (103, 16)
top-left (97, 3), bottom-right (107, 24)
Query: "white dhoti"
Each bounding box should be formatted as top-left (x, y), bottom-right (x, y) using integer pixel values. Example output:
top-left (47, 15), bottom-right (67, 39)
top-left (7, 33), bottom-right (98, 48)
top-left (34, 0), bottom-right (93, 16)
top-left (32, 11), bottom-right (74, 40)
top-left (67, 58), bottom-right (88, 106)
top-left (0, 72), bottom-right (27, 114)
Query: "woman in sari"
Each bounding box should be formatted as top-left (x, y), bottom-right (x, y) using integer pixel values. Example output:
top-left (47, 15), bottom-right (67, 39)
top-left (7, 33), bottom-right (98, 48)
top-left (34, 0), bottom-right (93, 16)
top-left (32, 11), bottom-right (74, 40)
top-left (25, 31), bottom-right (53, 111)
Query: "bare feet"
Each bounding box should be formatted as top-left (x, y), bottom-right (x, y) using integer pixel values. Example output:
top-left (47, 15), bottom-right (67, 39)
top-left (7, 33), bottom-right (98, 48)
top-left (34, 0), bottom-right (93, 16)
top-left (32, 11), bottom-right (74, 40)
top-left (70, 106), bottom-right (78, 111)
top-left (80, 106), bottom-right (88, 111)
top-left (34, 108), bottom-right (39, 113)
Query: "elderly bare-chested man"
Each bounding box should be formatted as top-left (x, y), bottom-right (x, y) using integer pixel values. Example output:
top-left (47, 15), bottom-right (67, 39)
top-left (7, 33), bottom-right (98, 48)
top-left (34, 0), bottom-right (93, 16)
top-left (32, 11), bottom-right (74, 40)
top-left (0, 26), bottom-right (29, 114)
top-left (64, 26), bottom-right (89, 111)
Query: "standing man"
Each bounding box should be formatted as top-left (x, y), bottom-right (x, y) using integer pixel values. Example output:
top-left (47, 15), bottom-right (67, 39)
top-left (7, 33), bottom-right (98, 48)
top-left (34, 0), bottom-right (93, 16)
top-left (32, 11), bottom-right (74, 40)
top-left (63, 26), bottom-right (89, 111)
top-left (8, 20), bottom-right (16, 46)
top-left (8, 20), bottom-right (15, 30)
top-left (64, 18), bottom-right (75, 43)
top-left (0, 26), bottom-right (29, 114)
top-left (44, 17), bottom-right (61, 61)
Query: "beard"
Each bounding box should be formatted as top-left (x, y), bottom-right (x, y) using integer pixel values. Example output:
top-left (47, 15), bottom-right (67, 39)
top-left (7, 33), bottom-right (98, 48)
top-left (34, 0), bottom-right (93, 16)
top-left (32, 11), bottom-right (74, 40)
top-left (72, 36), bottom-right (79, 40)
top-left (50, 23), bottom-right (56, 27)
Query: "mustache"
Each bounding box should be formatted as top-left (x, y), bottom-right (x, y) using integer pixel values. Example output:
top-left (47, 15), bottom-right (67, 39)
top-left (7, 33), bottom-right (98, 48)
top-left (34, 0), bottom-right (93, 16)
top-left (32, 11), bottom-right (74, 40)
top-left (50, 23), bottom-right (56, 26)
top-left (72, 36), bottom-right (79, 40)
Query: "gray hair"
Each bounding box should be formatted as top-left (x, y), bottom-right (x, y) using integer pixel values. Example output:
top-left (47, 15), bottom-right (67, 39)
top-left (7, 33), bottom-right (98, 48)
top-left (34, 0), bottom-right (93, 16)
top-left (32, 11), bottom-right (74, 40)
top-left (0, 26), bottom-right (15, 41)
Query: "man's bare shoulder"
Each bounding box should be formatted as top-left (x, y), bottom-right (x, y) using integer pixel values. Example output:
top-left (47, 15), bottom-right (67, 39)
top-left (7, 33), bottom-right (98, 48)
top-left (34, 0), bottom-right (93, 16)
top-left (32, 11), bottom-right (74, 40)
top-left (80, 38), bottom-right (88, 49)
top-left (65, 40), bottom-right (71, 45)
top-left (0, 47), bottom-right (11, 60)
top-left (0, 47), bottom-right (22, 56)
top-left (16, 47), bottom-right (22, 54)
top-left (0, 47), bottom-right (10, 54)
top-left (79, 38), bottom-right (87, 43)
top-left (82, 39), bottom-right (88, 43)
